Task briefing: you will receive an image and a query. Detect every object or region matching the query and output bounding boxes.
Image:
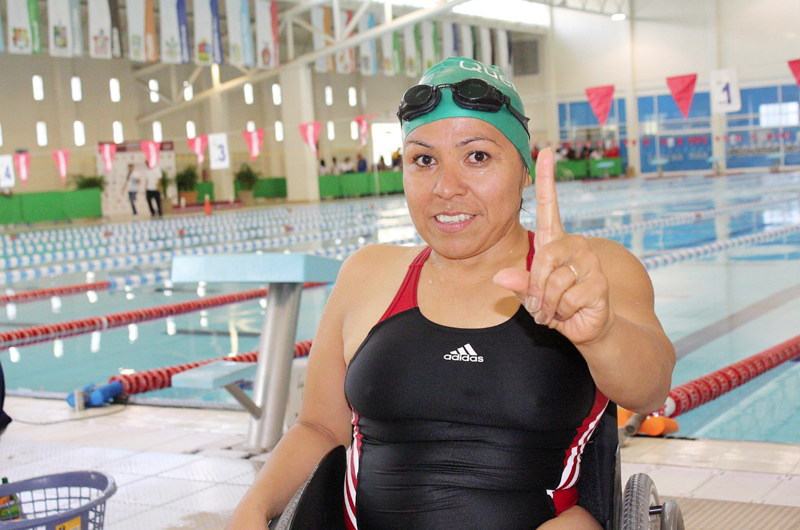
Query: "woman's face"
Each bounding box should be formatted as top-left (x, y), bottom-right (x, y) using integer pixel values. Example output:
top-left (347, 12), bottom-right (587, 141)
top-left (403, 117), bottom-right (530, 260)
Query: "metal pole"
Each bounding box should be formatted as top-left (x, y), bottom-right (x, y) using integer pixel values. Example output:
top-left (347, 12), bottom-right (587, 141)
top-left (246, 282), bottom-right (304, 452)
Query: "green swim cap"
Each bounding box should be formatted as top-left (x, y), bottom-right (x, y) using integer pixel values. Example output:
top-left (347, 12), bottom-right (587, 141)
top-left (400, 56), bottom-right (532, 171)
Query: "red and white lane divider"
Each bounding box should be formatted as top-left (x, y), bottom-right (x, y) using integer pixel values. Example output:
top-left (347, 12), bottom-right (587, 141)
top-left (0, 282), bottom-right (327, 350)
top-left (109, 340), bottom-right (314, 395)
top-left (0, 281), bottom-right (111, 306)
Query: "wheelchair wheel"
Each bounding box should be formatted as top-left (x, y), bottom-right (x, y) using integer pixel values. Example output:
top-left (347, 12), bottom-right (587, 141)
top-left (622, 473), bottom-right (660, 530)
top-left (660, 499), bottom-right (685, 530)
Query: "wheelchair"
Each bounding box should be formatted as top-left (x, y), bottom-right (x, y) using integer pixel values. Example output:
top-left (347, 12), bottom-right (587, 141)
top-left (269, 404), bottom-right (684, 530)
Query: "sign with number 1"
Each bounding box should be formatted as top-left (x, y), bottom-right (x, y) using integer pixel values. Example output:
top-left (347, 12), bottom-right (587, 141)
top-left (208, 132), bottom-right (230, 170)
top-left (0, 155), bottom-right (15, 188)
top-left (709, 68), bottom-right (741, 114)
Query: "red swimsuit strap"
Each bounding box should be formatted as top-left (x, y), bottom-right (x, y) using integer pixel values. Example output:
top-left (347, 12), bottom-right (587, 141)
top-left (379, 231), bottom-right (535, 323)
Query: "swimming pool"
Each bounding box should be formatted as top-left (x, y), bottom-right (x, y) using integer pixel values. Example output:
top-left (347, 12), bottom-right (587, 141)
top-left (2, 172), bottom-right (799, 443)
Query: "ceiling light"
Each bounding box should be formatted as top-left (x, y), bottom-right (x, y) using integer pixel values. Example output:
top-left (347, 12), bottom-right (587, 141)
top-left (611, 12), bottom-right (626, 21)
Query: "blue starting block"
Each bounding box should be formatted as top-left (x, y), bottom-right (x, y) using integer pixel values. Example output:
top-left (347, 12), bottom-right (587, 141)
top-left (171, 253), bottom-right (342, 452)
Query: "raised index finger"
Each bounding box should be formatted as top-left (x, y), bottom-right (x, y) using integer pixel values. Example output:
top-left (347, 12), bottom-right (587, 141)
top-left (534, 148), bottom-right (566, 249)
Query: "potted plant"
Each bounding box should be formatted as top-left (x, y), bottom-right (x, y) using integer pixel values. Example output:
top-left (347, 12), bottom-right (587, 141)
top-left (175, 166), bottom-right (199, 206)
top-left (71, 175), bottom-right (106, 191)
top-left (234, 164), bottom-right (259, 207)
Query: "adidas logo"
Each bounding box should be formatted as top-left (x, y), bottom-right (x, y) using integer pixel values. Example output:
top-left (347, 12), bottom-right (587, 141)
top-left (443, 343), bottom-right (484, 363)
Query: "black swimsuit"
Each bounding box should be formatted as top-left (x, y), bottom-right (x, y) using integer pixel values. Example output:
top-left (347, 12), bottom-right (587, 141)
top-left (344, 232), bottom-right (608, 529)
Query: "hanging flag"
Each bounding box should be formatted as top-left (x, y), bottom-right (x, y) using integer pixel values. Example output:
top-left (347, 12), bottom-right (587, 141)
top-left (13, 152), bottom-right (30, 184)
top-left (335, 10), bottom-right (356, 74)
top-left (709, 68), bottom-right (741, 114)
top-left (88, 0), bottom-right (111, 58)
top-left (208, 132), bottom-right (230, 169)
top-left (666, 73), bottom-right (697, 119)
top-left (109, 0), bottom-right (122, 57)
top-left (7, 0), bottom-right (41, 54)
top-left (128, 0), bottom-right (158, 62)
top-left (298, 122), bottom-right (322, 156)
top-left (194, 0), bottom-right (223, 65)
top-left (788, 59), bottom-right (800, 89)
top-left (358, 12), bottom-right (377, 76)
top-left (69, 0), bottom-right (83, 56)
top-left (255, 0), bottom-right (278, 69)
top-left (441, 23), bottom-right (457, 59)
top-left (379, 14), bottom-right (401, 76)
top-left (187, 135), bottom-right (208, 165)
top-left (478, 26), bottom-right (492, 66)
top-left (495, 29), bottom-right (511, 76)
top-left (310, 7), bottom-right (334, 73)
top-left (242, 129), bottom-right (265, 161)
top-left (226, 0), bottom-right (253, 67)
top-left (354, 115), bottom-right (376, 149)
top-left (0, 4), bottom-right (4, 52)
top-left (421, 21), bottom-right (438, 71)
top-left (140, 140), bottom-right (161, 169)
top-left (0, 156), bottom-right (15, 188)
top-left (47, 0), bottom-right (75, 57)
top-left (52, 149), bottom-right (70, 182)
top-left (585, 85), bottom-right (615, 127)
top-left (459, 25), bottom-right (474, 60)
top-left (160, 0), bottom-right (191, 63)
top-left (98, 142), bottom-right (117, 174)
top-left (403, 25), bottom-right (420, 77)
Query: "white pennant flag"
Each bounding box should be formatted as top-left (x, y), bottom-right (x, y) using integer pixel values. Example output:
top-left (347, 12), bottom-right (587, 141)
top-left (255, 0), bottom-right (279, 69)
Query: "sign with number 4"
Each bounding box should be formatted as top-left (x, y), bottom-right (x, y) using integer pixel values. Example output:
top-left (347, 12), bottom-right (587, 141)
top-left (710, 68), bottom-right (741, 114)
top-left (0, 155), bottom-right (15, 188)
top-left (208, 132), bottom-right (231, 170)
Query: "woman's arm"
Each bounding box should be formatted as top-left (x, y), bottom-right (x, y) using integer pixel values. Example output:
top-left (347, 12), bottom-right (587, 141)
top-left (225, 254), bottom-right (361, 529)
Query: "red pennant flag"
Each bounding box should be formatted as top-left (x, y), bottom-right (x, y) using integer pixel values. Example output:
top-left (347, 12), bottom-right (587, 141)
top-left (52, 149), bottom-right (69, 182)
top-left (789, 59), bottom-right (800, 89)
top-left (298, 122), bottom-right (322, 156)
top-left (666, 74), bottom-right (697, 119)
top-left (140, 141), bottom-right (161, 169)
top-left (242, 129), bottom-right (266, 161)
top-left (187, 135), bottom-right (209, 165)
top-left (14, 152), bottom-right (30, 185)
top-left (585, 85), bottom-right (615, 127)
top-left (99, 143), bottom-right (117, 174)
top-left (353, 115), bottom-right (377, 149)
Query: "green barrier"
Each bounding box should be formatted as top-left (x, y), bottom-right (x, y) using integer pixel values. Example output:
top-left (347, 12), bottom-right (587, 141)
top-left (0, 195), bottom-right (24, 225)
top-left (341, 173), bottom-right (370, 197)
top-left (556, 160), bottom-right (589, 180)
top-left (0, 189), bottom-right (102, 225)
top-left (194, 182), bottom-right (214, 202)
top-left (589, 158), bottom-right (623, 178)
top-left (63, 188), bottom-right (102, 219)
top-left (20, 192), bottom-right (68, 223)
top-left (319, 176), bottom-right (342, 199)
top-left (252, 178), bottom-right (287, 198)
top-left (378, 171), bottom-right (404, 194)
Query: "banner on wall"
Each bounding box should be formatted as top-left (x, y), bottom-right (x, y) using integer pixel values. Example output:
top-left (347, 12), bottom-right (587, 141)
top-left (0, 5), bottom-right (4, 52)
top-left (243, 129), bottom-right (265, 161)
top-left (88, 0), bottom-right (111, 58)
top-left (299, 122), bottom-right (322, 156)
top-left (160, 0), bottom-right (191, 63)
top-left (207, 132), bottom-right (230, 169)
top-left (335, 10), bottom-right (356, 74)
top-left (459, 25), bottom-right (474, 60)
top-left (194, 0), bottom-right (223, 65)
top-left (666, 73), bottom-right (697, 119)
top-left (441, 23), bottom-right (457, 59)
top-left (140, 140), bottom-right (161, 169)
top-left (311, 7), bottom-right (334, 73)
top-left (788, 59), bottom-right (800, 89)
top-left (421, 21), bottom-right (439, 71)
top-left (127, 0), bottom-right (158, 62)
top-left (478, 26), bottom-right (491, 66)
top-left (495, 29), bottom-right (511, 76)
top-left (0, 156), bottom-right (15, 188)
top-left (14, 152), bottom-right (30, 184)
top-left (379, 15), bottom-right (401, 76)
top-left (187, 135), bottom-right (208, 164)
top-left (99, 142), bottom-right (117, 174)
top-left (403, 25), bottom-right (420, 77)
top-left (709, 69), bottom-right (741, 114)
top-left (226, 0), bottom-right (253, 67)
top-left (47, 0), bottom-right (75, 57)
top-left (52, 149), bottom-right (70, 182)
top-left (255, 0), bottom-right (278, 69)
top-left (7, 0), bottom-right (41, 55)
top-left (585, 85), bottom-right (615, 127)
top-left (358, 12), bottom-right (377, 76)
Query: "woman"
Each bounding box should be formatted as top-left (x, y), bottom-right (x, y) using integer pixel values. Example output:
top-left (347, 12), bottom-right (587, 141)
top-left (227, 57), bottom-right (675, 530)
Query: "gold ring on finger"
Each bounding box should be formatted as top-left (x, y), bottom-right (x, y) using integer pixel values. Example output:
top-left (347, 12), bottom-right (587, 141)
top-left (568, 264), bottom-right (580, 282)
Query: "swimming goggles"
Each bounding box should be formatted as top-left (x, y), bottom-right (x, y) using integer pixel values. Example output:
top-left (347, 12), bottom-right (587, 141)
top-left (396, 78), bottom-right (530, 136)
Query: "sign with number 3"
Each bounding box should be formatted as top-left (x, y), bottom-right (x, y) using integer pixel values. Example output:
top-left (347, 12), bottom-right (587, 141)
top-left (709, 68), bottom-right (741, 114)
top-left (208, 132), bottom-right (231, 170)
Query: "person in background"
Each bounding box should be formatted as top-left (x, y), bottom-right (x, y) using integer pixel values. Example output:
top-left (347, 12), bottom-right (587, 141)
top-left (377, 157), bottom-right (388, 171)
top-left (356, 153), bottom-right (368, 173)
top-left (123, 164), bottom-right (141, 217)
top-left (341, 156), bottom-right (355, 174)
top-left (604, 142), bottom-right (620, 158)
top-left (331, 157), bottom-right (342, 176)
top-left (319, 159), bottom-right (330, 176)
top-left (0, 359), bottom-right (11, 437)
top-left (531, 145), bottom-right (541, 162)
top-left (590, 147), bottom-right (604, 160)
top-left (391, 148), bottom-right (402, 168)
top-left (144, 166), bottom-right (163, 218)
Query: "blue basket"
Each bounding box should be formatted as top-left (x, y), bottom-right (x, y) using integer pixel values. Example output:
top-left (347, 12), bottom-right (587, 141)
top-left (0, 472), bottom-right (116, 530)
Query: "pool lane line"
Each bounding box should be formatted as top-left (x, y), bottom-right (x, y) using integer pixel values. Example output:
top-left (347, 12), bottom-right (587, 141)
top-left (673, 282), bottom-right (800, 360)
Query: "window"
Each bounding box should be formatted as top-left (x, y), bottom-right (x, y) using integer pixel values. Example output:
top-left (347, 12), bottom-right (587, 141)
top-left (71, 77), bottom-right (82, 101)
top-left (186, 121), bottom-right (196, 139)
top-left (32, 75), bottom-right (44, 101)
top-left (113, 121), bottom-right (124, 143)
top-left (275, 121), bottom-right (284, 142)
top-left (153, 121), bottom-right (163, 142)
top-left (184, 83), bottom-right (193, 101)
top-left (149, 79), bottom-right (159, 103)
top-left (351, 121), bottom-right (359, 140)
top-left (325, 86), bottom-right (333, 106)
top-left (272, 84), bottom-right (282, 105)
top-left (327, 121), bottom-right (335, 140)
top-left (348, 87), bottom-right (357, 107)
top-left (110, 78), bottom-right (121, 102)
top-left (36, 121), bottom-right (48, 146)
top-left (247, 120), bottom-right (256, 132)
top-left (244, 83), bottom-right (254, 105)
top-left (73, 121), bottom-right (85, 146)
top-left (759, 102), bottom-right (799, 128)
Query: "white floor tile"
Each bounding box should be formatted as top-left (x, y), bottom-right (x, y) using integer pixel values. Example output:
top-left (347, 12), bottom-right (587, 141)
top-left (113, 476), bottom-right (215, 506)
top-left (643, 465), bottom-right (718, 497)
top-left (162, 482), bottom-right (248, 513)
top-left (100, 451), bottom-right (201, 476)
top-left (690, 470), bottom-right (785, 503)
top-left (159, 457), bottom-right (254, 483)
top-left (761, 475), bottom-right (800, 507)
